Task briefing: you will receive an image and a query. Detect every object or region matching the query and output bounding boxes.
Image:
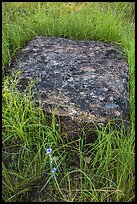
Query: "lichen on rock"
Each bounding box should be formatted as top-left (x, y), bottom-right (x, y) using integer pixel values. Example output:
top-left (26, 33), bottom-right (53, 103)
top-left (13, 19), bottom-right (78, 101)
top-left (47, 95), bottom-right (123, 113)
top-left (8, 36), bottom-right (130, 140)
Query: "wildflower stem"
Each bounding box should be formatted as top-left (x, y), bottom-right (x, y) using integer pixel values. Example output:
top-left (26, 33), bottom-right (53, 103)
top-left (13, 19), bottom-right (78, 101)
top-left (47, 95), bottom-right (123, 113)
top-left (49, 155), bottom-right (53, 174)
top-left (40, 174), bottom-right (53, 192)
top-left (52, 173), bottom-right (67, 201)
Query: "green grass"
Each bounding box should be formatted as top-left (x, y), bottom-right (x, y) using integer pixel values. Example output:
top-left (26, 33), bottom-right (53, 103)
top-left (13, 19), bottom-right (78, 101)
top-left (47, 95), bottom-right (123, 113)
top-left (2, 2), bottom-right (135, 202)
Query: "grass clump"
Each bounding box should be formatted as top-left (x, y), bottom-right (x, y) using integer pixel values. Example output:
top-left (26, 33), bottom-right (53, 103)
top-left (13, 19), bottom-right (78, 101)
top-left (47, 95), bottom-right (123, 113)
top-left (2, 72), bottom-right (64, 202)
top-left (2, 76), bottom-right (135, 201)
top-left (2, 2), bottom-right (135, 202)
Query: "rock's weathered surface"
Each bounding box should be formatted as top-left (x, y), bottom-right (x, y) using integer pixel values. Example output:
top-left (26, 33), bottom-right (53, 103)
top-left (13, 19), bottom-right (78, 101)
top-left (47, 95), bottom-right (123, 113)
top-left (9, 36), bottom-right (130, 139)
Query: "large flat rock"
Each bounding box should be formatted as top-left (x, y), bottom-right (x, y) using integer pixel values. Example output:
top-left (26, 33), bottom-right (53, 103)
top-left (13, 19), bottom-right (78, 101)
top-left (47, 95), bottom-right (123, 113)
top-left (9, 36), bottom-right (130, 139)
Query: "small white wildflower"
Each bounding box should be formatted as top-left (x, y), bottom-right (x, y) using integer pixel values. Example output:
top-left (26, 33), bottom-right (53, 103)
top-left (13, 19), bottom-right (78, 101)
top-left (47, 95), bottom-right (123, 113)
top-left (51, 156), bottom-right (58, 162)
top-left (84, 157), bottom-right (91, 164)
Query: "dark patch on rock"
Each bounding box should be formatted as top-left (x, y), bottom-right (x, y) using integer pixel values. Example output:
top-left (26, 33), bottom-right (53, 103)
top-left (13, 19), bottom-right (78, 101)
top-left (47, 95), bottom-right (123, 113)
top-left (8, 36), bottom-right (130, 140)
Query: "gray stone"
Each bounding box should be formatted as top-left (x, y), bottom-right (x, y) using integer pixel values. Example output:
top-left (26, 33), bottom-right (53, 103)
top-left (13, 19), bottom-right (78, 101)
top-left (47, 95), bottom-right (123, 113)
top-left (9, 36), bottom-right (130, 140)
